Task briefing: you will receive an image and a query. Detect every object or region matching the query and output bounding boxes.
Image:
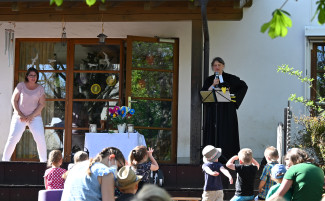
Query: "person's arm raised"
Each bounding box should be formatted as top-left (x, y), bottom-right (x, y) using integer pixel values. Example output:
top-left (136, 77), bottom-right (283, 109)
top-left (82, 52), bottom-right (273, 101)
top-left (226, 155), bottom-right (238, 170)
top-left (252, 158), bottom-right (260, 170)
top-left (148, 147), bottom-right (159, 171)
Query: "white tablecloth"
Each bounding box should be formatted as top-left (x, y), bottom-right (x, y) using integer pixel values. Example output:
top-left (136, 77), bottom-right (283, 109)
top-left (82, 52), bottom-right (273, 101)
top-left (84, 132), bottom-right (146, 159)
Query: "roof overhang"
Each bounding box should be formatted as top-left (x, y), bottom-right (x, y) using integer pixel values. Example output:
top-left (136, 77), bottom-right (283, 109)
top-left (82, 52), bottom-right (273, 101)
top-left (0, 0), bottom-right (253, 22)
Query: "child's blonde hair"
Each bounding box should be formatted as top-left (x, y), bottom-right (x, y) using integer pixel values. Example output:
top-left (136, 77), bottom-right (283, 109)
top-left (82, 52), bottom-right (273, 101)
top-left (238, 148), bottom-right (253, 164)
top-left (74, 151), bottom-right (89, 163)
top-left (129, 145), bottom-right (147, 166)
top-left (47, 150), bottom-right (62, 167)
top-left (264, 146), bottom-right (279, 161)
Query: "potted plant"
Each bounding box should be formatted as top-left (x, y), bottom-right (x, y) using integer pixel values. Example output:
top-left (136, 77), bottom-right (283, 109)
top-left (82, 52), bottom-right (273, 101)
top-left (109, 106), bottom-right (135, 133)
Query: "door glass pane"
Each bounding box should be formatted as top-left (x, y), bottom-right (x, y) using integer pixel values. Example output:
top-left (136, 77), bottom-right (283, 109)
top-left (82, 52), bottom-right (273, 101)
top-left (18, 72), bottom-right (66, 99)
top-left (317, 45), bottom-right (325, 70)
top-left (316, 73), bottom-right (325, 99)
top-left (74, 44), bottom-right (120, 71)
top-left (72, 101), bottom-right (118, 129)
top-left (45, 129), bottom-right (64, 151)
top-left (16, 130), bottom-right (38, 160)
top-left (131, 100), bottom-right (172, 128)
top-left (19, 41), bottom-right (67, 70)
top-left (73, 73), bottom-right (119, 99)
top-left (132, 41), bottom-right (174, 70)
top-left (131, 70), bottom-right (173, 98)
top-left (137, 129), bottom-right (171, 161)
top-left (42, 101), bottom-right (65, 128)
top-left (71, 130), bottom-right (86, 160)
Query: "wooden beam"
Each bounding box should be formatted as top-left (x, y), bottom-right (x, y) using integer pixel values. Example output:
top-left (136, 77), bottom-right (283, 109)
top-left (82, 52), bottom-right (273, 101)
top-left (0, 1), bottom-right (244, 22)
top-left (190, 20), bottom-right (203, 165)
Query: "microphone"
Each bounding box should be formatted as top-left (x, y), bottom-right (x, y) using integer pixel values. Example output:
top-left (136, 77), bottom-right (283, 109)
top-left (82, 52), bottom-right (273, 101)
top-left (213, 72), bottom-right (219, 89)
top-left (215, 72), bottom-right (219, 80)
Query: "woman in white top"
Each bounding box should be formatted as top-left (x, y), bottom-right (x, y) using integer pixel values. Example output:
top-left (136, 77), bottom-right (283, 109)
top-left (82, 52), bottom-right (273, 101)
top-left (2, 67), bottom-right (47, 162)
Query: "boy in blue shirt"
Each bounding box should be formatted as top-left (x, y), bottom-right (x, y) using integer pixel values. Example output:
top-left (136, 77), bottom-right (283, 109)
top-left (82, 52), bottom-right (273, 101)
top-left (257, 146), bottom-right (279, 200)
top-left (202, 145), bottom-right (233, 201)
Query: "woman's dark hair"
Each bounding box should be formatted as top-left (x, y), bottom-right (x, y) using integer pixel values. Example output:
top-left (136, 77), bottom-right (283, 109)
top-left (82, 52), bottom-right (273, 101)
top-left (211, 57), bottom-right (225, 67)
top-left (87, 147), bottom-right (125, 176)
top-left (25, 67), bottom-right (39, 83)
top-left (129, 145), bottom-right (148, 166)
top-left (285, 148), bottom-right (314, 165)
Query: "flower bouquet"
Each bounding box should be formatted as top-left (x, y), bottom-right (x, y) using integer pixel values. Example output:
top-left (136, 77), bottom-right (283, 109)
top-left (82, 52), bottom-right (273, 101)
top-left (109, 106), bottom-right (135, 132)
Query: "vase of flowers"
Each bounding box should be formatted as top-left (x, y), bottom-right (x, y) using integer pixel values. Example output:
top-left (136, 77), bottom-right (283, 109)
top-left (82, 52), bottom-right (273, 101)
top-left (109, 106), bottom-right (135, 133)
top-left (117, 123), bottom-right (126, 133)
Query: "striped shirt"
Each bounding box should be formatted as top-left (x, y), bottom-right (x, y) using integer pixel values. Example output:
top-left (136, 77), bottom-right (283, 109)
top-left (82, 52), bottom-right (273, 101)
top-left (258, 161), bottom-right (278, 199)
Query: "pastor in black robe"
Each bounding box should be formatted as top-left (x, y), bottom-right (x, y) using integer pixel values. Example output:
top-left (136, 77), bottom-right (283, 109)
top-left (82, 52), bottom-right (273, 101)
top-left (201, 72), bottom-right (248, 162)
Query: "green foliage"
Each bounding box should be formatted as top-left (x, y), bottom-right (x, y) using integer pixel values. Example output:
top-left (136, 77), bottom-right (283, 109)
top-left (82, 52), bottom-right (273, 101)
top-left (277, 64), bottom-right (325, 116)
top-left (294, 116), bottom-right (325, 170)
top-left (261, 9), bottom-right (292, 39)
top-left (50, 0), bottom-right (105, 7)
top-left (263, 0), bottom-right (325, 39)
top-left (50, 0), bottom-right (63, 6)
top-left (313, 0), bottom-right (325, 24)
top-left (277, 64), bottom-right (314, 85)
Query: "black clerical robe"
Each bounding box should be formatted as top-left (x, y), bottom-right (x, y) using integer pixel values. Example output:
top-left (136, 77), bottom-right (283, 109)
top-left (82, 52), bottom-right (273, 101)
top-left (201, 72), bottom-right (248, 162)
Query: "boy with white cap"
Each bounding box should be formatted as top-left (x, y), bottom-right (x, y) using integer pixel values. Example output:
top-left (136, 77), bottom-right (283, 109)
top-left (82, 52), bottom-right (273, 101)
top-left (265, 164), bottom-right (292, 201)
top-left (116, 166), bottom-right (142, 201)
top-left (202, 145), bottom-right (233, 201)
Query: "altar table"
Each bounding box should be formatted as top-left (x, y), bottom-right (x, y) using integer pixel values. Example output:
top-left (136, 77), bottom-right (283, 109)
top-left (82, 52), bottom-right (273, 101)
top-left (84, 132), bottom-right (146, 159)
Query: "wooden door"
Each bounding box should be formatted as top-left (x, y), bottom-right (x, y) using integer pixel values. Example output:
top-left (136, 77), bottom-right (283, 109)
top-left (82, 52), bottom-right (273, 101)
top-left (125, 36), bottom-right (179, 163)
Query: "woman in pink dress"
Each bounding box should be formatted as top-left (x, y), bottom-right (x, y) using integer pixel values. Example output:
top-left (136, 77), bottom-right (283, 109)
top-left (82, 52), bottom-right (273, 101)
top-left (2, 67), bottom-right (47, 162)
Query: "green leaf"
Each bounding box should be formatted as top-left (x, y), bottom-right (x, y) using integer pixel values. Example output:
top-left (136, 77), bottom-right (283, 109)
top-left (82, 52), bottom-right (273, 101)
top-left (280, 27), bottom-right (288, 37)
top-left (262, 9), bottom-right (292, 39)
top-left (101, 0), bottom-right (105, 2)
top-left (318, 8), bottom-right (325, 24)
top-left (280, 10), bottom-right (291, 16)
top-left (52, 0), bottom-right (63, 6)
top-left (261, 22), bottom-right (271, 33)
top-left (86, 0), bottom-right (96, 7)
top-left (281, 12), bottom-right (292, 27)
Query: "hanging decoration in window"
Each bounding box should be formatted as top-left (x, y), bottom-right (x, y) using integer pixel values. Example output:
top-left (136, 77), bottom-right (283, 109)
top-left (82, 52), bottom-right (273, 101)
top-left (61, 17), bottom-right (67, 46)
top-left (4, 22), bottom-right (15, 67)
top-left (97, 14), bottom-right (107, 44)
top-left (30, 53), bottom-right (39, 67)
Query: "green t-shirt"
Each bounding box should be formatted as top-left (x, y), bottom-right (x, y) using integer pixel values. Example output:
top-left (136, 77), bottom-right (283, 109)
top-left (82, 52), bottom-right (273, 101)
top-left (266, 183), bottom-right (292, 201)
top-left (284, 163), bottom-right (324, 201)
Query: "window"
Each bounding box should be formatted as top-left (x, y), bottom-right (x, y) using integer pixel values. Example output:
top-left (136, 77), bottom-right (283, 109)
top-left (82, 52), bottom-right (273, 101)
top-left (311, 43), bottom-right (325, 107)
top-left (13, 37), bottom-right (179, 163)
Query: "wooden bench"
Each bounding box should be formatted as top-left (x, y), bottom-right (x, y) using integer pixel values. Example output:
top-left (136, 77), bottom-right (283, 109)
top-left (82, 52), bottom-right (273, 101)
top-left (171, 197), bottom-right (201, 201)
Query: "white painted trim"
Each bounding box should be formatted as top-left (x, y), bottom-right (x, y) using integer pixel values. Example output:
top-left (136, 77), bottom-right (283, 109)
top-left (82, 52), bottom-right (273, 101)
top-left (304, 26), bottom-right (325, 115)
top-left (305, 26), bottom-right (325, 36)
